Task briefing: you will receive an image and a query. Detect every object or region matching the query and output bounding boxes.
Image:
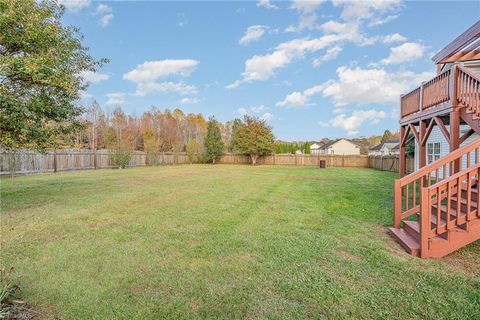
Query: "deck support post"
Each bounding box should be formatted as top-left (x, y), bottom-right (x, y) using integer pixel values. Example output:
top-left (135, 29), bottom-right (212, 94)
top-left (419, 120), bottom-right (427, 168)
top-left (399, 125), bottom-right (406, 177)
top-left (450, 110), bottom-right (461, 173)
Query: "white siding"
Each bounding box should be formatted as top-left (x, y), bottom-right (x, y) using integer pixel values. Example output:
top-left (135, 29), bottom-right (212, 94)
top-left (413, 125), bottom-right (479, 178)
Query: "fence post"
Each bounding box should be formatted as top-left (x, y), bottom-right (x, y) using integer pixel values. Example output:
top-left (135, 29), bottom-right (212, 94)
top-left (93, 148), bottom-right (97, 170)
top-left (53, 149), bottom-right (57, 173)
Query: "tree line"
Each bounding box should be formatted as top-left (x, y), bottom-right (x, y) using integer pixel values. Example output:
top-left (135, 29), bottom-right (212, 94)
top-left (0, 0), bottom-right (395, 167)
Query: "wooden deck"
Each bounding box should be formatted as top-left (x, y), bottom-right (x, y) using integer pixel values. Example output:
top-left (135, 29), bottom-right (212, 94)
top-left (392, 64), bottom-right (480, 258)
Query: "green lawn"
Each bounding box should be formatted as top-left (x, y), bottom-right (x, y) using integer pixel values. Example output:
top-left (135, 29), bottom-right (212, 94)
top-left (1, 165), bottom-right (479, 319)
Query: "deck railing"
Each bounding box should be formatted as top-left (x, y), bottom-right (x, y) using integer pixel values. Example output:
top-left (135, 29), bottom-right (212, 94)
top-left (422, 69), bottom-right (451, 110)
top-left (400, 65), bottom-right (480, 119)
top-left (457, 66), bottom-right (480, 116)
top-left (400, 88), bottom-right (421, 118)
top-left (394, 138), bottom-right (480, 228)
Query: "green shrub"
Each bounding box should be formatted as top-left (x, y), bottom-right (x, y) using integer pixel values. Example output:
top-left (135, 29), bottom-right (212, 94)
top-left (111, 149), bottom-right (131, 169)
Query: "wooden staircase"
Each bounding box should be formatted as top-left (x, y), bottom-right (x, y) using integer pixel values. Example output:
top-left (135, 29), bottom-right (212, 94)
top-left (390, 65), bottom-right (480, 258)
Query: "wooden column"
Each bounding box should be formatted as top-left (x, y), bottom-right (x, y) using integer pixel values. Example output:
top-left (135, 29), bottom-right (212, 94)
top-left (399, 125), bottom-right (406, 177)
top-left (450, 110), bottom-right (460, 173)
top-left (419, 120), bottom-right (427, 168)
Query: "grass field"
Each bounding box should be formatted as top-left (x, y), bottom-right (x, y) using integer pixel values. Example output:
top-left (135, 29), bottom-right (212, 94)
top-left (1, 165), bottom-right (479, 319)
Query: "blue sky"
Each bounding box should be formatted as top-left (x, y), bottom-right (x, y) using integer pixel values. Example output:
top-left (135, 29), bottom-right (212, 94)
top-left (62, 0), bottom-right (480, 141)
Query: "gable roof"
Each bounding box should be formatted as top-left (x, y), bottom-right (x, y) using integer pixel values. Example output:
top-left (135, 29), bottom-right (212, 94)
top-left (369, 139), bottom-right (400, 151)
top-left (369, 144), bottom-right (383, 151)
top-left (385, 138), bottom-right (400, 143)
top-left (320, 138), bottom-right (359, 150)
top-left (432, 20), bottom-right (480, 64)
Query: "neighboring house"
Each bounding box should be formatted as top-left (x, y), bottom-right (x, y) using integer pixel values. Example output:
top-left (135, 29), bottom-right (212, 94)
top-left (310, 143), bottom-right (322, 154)
top-left (368, 138), bottom-right (400, 156)
top-left (319, 139), bottom-right (360, 155)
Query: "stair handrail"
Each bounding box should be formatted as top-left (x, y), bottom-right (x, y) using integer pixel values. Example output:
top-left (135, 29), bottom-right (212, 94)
top-left (394, 138), bottom-right (480, 227)
top-left (399, 138), bottom-right (480, 187)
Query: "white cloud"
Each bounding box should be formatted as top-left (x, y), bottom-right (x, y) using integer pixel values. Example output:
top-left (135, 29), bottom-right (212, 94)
top-left (382, 33), bottom-right (407, 44)
top-left (319, 20), bottom-right (377, 46)
top-left (236, 106), bottom-right (273, 121)
top-left (328, 109), bottom-right (387, 135)
top-left (94, 4), bottom-right (110, 15)
top-left (256, 0), bottom-right (279, 10)
top-left (286, 0), bottom-right (325, 32)
top-left (179, 97), bottom-right (200, 104)
top-left (276, 84), bottom-right (326, 108)
top-left (369, 14), bottom-right (399, 26)
top-left (99, 13), bottom-right (113, 27)
top-left (227, 34), bottom-right (349, 88)
top-left (332, 0), bottom-right (402, 22)
top-left (134, 82), bottom-right (197, 97)
top-left (321, 66), bottom-right (435, 106)
top-left (79, 70), bottom-right (109, 84)
top-left (123, 59), bottom-right (199, 96)
top-left (251, 105), bottom-right (266, 113)
top-left (59, 0), bottom-right (90, 11)
top-left (380, 42), bottom-right (426, 65)
top-left (106, 92), bottom-right (126, 106)
top-left (93, 4), bottom-right (113, 27)
top-left (123, 59), bottom-right (198, 83)
top-left (313, 46), bottom-right (343, 66)
top-left (236, 107), bottom-right (249, 116)
top-left (239, 25), bottom-right (269, 45)
top-left (261, 112), bottom-right (274, 121)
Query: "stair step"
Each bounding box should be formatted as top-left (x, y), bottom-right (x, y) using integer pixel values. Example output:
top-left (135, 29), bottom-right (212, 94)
top-left (388, 227), bottom-right (420, 256)
top-left (403, 220), bottom-right (420, 241)
top-left (451, 196), bottom-right (478, 207)
top-left (433, 204), bottom-right (468, 222)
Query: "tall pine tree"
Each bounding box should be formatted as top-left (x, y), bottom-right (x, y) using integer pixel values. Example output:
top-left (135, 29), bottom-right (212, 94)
top-left (204, 118), bottom-right (224, 164)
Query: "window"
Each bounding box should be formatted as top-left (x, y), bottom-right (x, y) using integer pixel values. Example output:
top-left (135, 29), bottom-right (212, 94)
top-left (427, 142), bottom-right (441, 164)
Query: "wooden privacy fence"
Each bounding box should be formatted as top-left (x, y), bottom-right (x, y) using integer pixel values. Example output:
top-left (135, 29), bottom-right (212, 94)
top-left (368, 156), bottom-right (414, 173)
top-left (0, 149), bottom-right (407, 175)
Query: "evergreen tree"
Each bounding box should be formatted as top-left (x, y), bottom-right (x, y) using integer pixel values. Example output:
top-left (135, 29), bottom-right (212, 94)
top-left (304, 142), bottom-right (311, 154)
top-left (229, 118), bottom-right (242, 152)
top-left (204, 118), bottom-right (224, 164)
top-left (381, 129), bottom-right (393, 143)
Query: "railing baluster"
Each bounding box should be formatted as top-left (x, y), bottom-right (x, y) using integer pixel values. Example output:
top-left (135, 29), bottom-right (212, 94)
top-left (446, 180), bottom-right (451, 230)
top-left (467, 171), bottom-right (472, 221)
top-left (406, 182), bottom-right (409, 211)
top-left (420, 188), bottom-right (430, 258)
top-left (413, 179), bottom-right (417, 208)
top-left (436, 186), bottom-right (441, 233)
top-left (457, 176), bottom-right (461, 226)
